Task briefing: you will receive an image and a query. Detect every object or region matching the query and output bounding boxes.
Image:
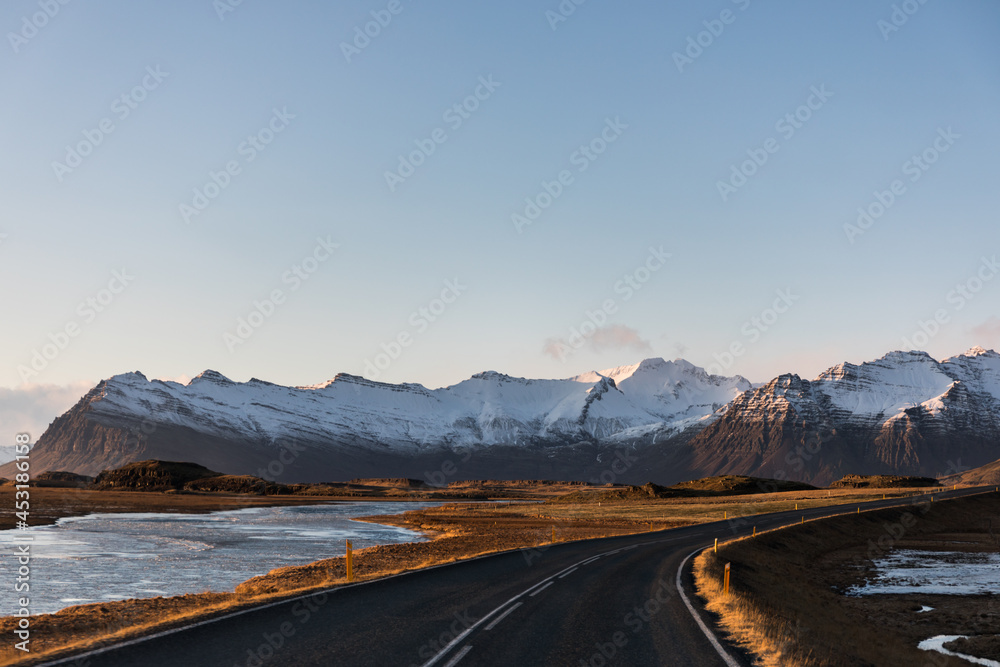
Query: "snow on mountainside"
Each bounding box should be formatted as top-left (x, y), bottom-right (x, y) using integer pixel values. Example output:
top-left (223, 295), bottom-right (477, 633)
top-left (85, 358), bottom-right (750, 450)
top-left (691, 348), bottom-right (1000, 484)
top-left (10, 359), bottom-right (751, 480)
top-left (9, 348), bottom-right (999, 485)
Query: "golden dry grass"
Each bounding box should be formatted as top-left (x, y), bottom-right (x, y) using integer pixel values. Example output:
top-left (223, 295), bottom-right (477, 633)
top-left (693, 493), bottom-right (1000, 667)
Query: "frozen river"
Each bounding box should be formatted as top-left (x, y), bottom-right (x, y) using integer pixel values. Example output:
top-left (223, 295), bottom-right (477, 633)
top-left (0, 502), bottom-right (437, 615)
top-left (848, 549), bottom-right (1000, 596)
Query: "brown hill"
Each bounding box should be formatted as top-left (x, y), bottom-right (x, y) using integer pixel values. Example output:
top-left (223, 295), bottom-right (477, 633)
top-left (829, 474), bottom-right (940, 489)
top-left (549, 475), bottom-right (816, 504)
top-left (940, 458), bottom-right (1000, 487)
top-left (33, 471), bottom-right (94, 488)
top-left (92, 460), bottom-right (223, 491)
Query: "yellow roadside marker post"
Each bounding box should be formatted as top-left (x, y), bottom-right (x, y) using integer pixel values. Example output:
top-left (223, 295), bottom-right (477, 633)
top-left (724, 563), bottom-right (731, 596)
top-left (714, 538), bottom-right (718, 553)
top-left (346, 540), bottom-right (353, 582)
top-left (551, 526), bottom-right (555, 543)
top-left (752, 526), bottom-right (756, 537)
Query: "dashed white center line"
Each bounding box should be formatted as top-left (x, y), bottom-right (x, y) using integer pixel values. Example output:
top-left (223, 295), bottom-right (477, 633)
top-left (443, 645), bottom-right (473, 667)
top-left (484, 602), bottom-right (522, 631)
top-left (558, 567), bottom-right (578, 579)
top-left (529, 581), bottom-right (554, 597)
top-left (580, 556), bottom-right (601, 566)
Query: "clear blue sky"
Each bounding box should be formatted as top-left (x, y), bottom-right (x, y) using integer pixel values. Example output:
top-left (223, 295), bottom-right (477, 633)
top-left (2, 0), bottom-right (999, 413)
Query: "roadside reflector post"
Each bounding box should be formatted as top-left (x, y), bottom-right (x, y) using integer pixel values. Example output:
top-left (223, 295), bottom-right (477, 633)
top-left (551, 526), bottom-right (555, 543)
top-left (801, 516), bottom-right (804, 524)
top-left (724, 510), bottom-right (727, 520)
top-left (346, 540), bottom-right (353, 582)
top-left (724, 562), bottom-right (731, 596)
top-left (714, 538), bottom-right (718, 553)
top-left (752, 526), bottom-right (756, 537)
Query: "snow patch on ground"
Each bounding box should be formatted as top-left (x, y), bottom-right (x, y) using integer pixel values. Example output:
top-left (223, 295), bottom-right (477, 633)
top-left (918, 635), bottom-right (1000, 666)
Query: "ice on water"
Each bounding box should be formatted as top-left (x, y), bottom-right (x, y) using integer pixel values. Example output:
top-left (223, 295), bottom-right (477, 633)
top-left (0, 502), bottom-right (436, 615)
top-left (849, 549), bottom-right (1000, 596)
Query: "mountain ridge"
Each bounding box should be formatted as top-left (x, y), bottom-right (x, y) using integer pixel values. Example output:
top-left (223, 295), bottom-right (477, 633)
top-left (5, 349), bottom-right (999, 486)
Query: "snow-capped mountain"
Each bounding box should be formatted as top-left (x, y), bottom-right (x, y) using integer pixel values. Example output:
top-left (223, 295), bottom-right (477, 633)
top-left (8, 349), bottom-right (999, 486)
top-left (8, 359), bottom-right (751, 482)
top-left (690, 347), bottom-right (1000, 484)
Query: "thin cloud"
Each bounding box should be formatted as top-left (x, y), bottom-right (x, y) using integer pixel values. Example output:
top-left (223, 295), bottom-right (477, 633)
top-left (0, 381), bottom-right (95, 463)
top-left (543, 324), bottom-right (652, 361)
top-left (971, 317), bottom-right (1000, 346)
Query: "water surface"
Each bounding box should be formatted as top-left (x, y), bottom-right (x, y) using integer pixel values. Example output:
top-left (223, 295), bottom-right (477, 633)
top-left (0, 502), bottom-right (436, 615)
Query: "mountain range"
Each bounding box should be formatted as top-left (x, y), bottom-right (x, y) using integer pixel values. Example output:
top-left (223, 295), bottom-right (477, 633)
top-left (5, 348), bottom-right (999, 486)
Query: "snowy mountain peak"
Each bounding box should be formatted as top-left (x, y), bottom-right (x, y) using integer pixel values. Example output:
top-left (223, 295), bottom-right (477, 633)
top-left (878, 350), bottom-right (936, 364)
top-left (635, 357), bottom-right (668, 371)
top-left (470, 370), bottom-right (518, 382)
top-left (958, 346), bottom-right (997, 359)
top-left (191, 369), bottom-right (233, 385)
top-left (764, 373), bottom-right (807, 393)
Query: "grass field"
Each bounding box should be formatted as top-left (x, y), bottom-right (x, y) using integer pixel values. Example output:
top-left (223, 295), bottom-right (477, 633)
top-left (694, 492), bottom-right (1000, 666)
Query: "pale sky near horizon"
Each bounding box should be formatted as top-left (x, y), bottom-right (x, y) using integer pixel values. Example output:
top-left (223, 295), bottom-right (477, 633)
top-left (1, 1), bottom-right (999, 450)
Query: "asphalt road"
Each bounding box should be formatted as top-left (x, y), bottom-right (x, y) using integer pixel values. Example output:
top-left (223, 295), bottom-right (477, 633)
top-left (39, 487), bottom-right (988, 667)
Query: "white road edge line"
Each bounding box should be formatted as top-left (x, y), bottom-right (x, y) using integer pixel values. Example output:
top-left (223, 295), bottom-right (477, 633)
top-left (529, 581), bottom-right (554, 597)
top-left (443, 645), bottom-right (473, 667)
top-left (484, 602), bottom-right (522, 631)
top-left (676, 548), bottom-right (741, 667)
